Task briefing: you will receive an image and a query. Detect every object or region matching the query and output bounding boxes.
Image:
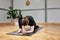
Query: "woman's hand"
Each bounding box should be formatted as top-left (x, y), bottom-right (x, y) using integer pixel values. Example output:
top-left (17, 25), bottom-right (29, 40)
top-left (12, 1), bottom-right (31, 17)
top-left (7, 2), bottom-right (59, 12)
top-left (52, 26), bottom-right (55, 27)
top-left (22, 25), bottom-right (34, 34)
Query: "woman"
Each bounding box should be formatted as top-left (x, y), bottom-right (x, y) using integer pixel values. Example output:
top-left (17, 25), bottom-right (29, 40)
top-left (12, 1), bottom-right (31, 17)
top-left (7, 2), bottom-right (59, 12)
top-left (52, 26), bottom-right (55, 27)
top-left (17, 16), bottom-right (39, 34)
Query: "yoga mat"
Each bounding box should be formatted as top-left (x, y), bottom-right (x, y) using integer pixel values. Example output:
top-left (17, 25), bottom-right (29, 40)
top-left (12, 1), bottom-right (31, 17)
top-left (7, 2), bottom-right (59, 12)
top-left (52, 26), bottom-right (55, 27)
top-left (7, 27), bottom-right (43, 36)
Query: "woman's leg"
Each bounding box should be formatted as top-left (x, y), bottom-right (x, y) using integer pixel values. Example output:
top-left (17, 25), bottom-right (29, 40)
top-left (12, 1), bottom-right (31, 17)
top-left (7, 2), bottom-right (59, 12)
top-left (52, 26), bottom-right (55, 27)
top-left (17, 16), bottom-right (22, 34)
top-left (33, 25), bottom-right (39, 33)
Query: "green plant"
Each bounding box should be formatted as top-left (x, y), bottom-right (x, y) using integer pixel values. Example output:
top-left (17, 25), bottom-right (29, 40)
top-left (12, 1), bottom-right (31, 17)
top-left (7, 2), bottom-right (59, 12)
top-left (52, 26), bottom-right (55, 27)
top-left (7, 7), bottom-right (22, 19)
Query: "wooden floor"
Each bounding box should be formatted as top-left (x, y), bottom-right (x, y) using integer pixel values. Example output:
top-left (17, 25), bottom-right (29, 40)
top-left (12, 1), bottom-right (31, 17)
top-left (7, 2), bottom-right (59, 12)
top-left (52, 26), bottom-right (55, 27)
top-left (0, 24), bottom-right (60, 40)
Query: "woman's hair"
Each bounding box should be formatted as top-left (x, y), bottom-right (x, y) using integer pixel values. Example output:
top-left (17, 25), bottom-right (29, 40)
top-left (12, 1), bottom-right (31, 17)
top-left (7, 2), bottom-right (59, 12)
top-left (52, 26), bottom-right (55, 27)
top-left (22, 16), bottom-right (29, 26)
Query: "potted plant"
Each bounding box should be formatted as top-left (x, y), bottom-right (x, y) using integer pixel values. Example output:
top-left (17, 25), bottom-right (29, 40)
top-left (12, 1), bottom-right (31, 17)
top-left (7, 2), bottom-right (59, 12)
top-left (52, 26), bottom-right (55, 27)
top-left (7, 7), bottom-right (22, 25)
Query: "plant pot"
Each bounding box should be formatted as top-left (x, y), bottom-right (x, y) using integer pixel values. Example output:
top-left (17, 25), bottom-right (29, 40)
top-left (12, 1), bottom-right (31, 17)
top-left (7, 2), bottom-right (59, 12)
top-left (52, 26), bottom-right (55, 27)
top-left (10, 19), bottom-right (15, 25)
top-left (14, 18), bottom-right (19, 26)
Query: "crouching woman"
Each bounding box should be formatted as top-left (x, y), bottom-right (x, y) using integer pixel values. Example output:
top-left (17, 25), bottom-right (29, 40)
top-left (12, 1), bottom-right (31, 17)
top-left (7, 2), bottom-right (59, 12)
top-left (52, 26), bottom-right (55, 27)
top-left (17, 16), bottom-right (39, 34)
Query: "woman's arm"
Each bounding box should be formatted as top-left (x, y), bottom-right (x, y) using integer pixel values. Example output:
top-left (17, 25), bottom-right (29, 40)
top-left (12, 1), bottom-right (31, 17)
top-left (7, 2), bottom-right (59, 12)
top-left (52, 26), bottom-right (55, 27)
top-left (26, 26), bottom-right (34, 33)
top-left (22, 26), bottom-right (26, 34)
top-left (22, 25), bottom-right (34, 34)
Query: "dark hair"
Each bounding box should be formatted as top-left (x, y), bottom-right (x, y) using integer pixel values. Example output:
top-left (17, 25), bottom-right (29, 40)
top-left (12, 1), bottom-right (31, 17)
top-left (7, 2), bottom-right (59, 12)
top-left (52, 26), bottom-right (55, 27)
top-left (22, 17), bottom-right (29, 26)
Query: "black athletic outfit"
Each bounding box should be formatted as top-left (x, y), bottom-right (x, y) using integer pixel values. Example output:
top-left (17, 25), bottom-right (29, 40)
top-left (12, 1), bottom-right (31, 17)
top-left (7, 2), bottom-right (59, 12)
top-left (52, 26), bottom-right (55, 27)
top-left (18, 16), bottom-right (39, 33)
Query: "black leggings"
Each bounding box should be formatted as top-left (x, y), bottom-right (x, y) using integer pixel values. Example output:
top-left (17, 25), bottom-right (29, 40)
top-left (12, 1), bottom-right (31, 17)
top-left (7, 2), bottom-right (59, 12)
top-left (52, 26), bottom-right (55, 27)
top-left (33, 25), bottom-right (39, 33)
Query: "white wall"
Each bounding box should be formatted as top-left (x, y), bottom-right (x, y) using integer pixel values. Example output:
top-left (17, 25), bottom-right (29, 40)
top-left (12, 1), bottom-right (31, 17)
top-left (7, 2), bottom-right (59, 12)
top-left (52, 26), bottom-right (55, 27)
top-left (47, 0), bottom-right (60, 22)
top-left (0, 0), bottom-right (11, 23)
top-left (0, 0), bottom-right (11, 9)
top-left (14, 0), bottom-right (45, 22)
top-left (47, 9), bottom-right (60, 23)
top-left (14, 0), bottom-right (60, 23)
top-left (0, 10), bottom-right (11, 23)
top-left (14, 0), bottom-right (45, 9)
top-left (47, 0), bottom-right (60, 8)
top-left (0, 0), bottom-right (60, 23)
top-left (22, 11), bottom-right (45, 22)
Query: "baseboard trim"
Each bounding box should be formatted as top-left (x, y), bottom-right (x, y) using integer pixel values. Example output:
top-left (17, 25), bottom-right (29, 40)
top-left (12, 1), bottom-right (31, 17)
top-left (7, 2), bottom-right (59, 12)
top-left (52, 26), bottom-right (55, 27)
top-left (37, 22), bottom-right (60, 25)
top-left (0, 22), bottom-right (15, 26)
top-left (0, 22), bottom-right (60, 26)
